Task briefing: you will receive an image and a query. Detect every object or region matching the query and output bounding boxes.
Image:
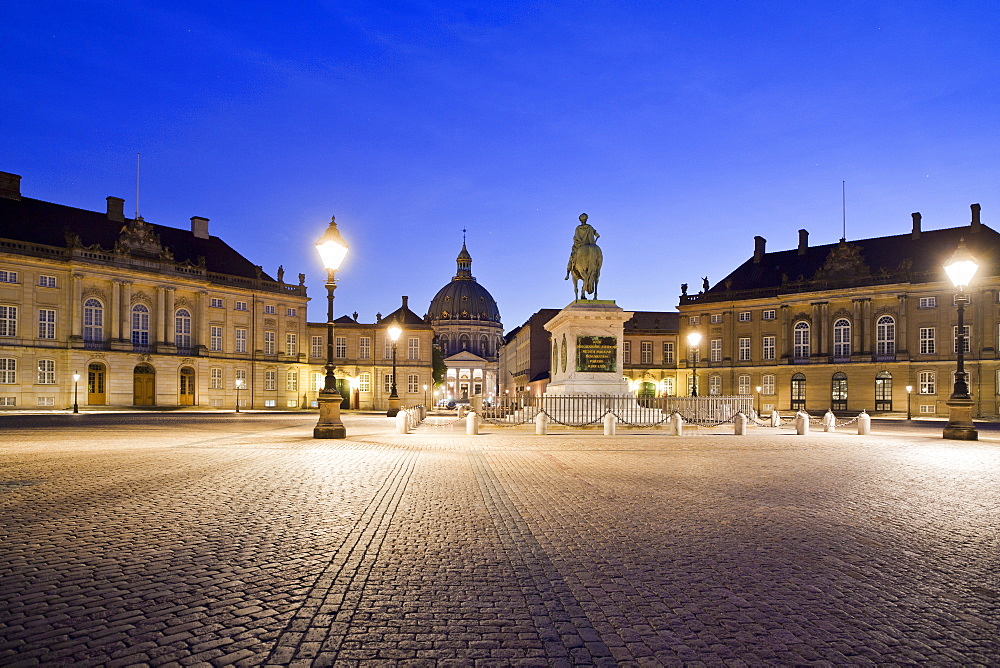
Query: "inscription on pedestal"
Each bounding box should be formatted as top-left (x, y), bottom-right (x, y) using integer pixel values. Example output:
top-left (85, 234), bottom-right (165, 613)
top-left (576, 336), bottom-right (617, 372)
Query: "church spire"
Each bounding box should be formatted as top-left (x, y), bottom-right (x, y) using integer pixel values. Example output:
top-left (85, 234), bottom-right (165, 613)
top-left (455, 232), bottom-right (474, 280)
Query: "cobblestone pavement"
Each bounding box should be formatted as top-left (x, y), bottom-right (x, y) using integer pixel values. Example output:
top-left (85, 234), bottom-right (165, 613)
top-left (1, 413), bottom-right (998, 666)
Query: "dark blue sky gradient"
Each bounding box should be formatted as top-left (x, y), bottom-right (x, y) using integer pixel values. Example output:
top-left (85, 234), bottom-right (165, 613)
top-left (3, 1), bottom-right (998, 328)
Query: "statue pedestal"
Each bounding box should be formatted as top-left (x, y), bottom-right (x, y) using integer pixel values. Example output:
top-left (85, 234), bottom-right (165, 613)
top-left (543, 300), bottom-right (633, 396)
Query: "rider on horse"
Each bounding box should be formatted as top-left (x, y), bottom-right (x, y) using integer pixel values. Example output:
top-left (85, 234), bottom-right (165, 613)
top-left (566, 213), bottom-right (599, 279)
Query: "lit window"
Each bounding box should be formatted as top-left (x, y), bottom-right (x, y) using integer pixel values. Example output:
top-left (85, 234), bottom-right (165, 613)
top-left (919, 404), bottom-right (935, 414)
top-left (287, 372), bottom-right (298, 392)
top-left (359, 373), bottom-right (371, 392)
top-left (0, 358), bottom-right (16, 383)
top-left (920, 371), bottom-right (935, 395)
top-left (264, 399), bottom-right (276, 407)
top-left (953, 325), bottom-right (971, 353)
top-left (264, 369), bottom-right (276, 390)
top-left (175, 309), bottom-right (192, 348)
top-left (210, 368), bottom-right (223, 389)
top-left (37, 359), bottom-right (55, 384)
top-left (131, 304), bottom-right (150, 346)
top-left (38, 309), bottom-right (55, 339)
top-left (82, 300), bottom-right (102, 341)
top-left (738, 374), bottom-right (750, 395)
top-left (689, 316), bottom-right (699, 325)
top-left (793, 321), bottom-right (810, 359)
top-left (833, 319), bottom-right (851, 357)
top-left (662, 377), bottom-right (674, 396)
top-left (709, 374), bottom-right (721, 395)
top-left (384, 373), bottom-right (394, 394)
top-left (762, 374), bottom-right (775, 395)
top-left (37, 397), bottom-right (54, 406)
top-left (876, 316), bottom-right (895, 355)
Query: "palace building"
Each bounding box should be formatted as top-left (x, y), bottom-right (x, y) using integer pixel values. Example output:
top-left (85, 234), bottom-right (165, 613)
top-left (0, 170), bottom-right (310, 409)
top-left (677, 204), bottom-right (1000, 417)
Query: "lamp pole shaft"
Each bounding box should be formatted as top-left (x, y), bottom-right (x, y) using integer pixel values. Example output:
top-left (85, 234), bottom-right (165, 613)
top-left (955, 296), bottom-right (969, 398)
top-left (73, 379), bottom-right (79, 414)
top-left (324, 270), bottom-right (337, 392)
top-left (391, 344), bottom-right (397, 396)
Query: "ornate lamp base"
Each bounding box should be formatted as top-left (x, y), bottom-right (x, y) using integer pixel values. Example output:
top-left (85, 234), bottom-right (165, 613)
top-left (943, 397), bottom-right (978, 441)
top-left (387, 396), bottom-right (400, 418)
top-left (314, 390), bottom-right (346, 439)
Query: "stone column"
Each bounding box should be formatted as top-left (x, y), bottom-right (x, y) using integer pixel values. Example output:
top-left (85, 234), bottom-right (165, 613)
top-left (780, 305), bottom-right (790, 359)
top-left (197, 291), bottom-right (209, 350)
top-left (111, 279), bottom-right (122, 341)
top-left (820, 302), bottom-right (829, 355)
top-left (165, 288), bottom-right (175, 344)
top-left (71, 273), bottom-right (83, 339)
top-left (897, 295), bottom-right (908, 356)
top-left (852, 299), bottom-right (863, 357)
top-left (120, 281), bottom-right (132, 341)
top-left (811, 302), bottom-right (823, 357)
top-left (156, 287), bottom-right (166, 345)
top-left (860, 299), bottom-right (872, 354)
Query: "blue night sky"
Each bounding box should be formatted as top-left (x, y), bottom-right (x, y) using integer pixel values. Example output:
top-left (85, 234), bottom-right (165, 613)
top-left (3, 2), bottom-right (998, 329)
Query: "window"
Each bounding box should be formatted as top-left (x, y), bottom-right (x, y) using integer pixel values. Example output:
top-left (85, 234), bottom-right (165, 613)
top-left (82, 300), bottom-right (102, 341)
top-left (0, 270), bottom-right (17, 283)
top-left (875, 371), bottom-right (892, 411)
top-left (833, 319), bottom-right (851, 358)
top-left (384, 337), bottom-right (393, 359)
top-left (311, 336), bottom-right (324, 358)
top-left (264, 305), bottom-right (276, 315)
top-left (335, 336), bottom-right (346, 358)
top-left (287, 372), bottom-right (298, 392)
top-left (710, 314), bottom-right (723, 324)
top-left (235, 368), bottom-right (247, 387)
top-left (210, 298), bottom-right (224, 308)
top-left (384, 373), bottom-right (394, 394)
top-left (919, 404), bottom-right (936, 414)
top-left (762, 310), bottom-right (776, 320)
top-left (286, 333), bottom-right (297, 356)
top-left (710, 339), bottom-right (722, 362)
top-left (235, 328), bottom-right (247, 354)
top-left (210, 367), bottom-right (223, 389)
top-left (739, 311), bottom-right (751, 322)
top-left (662, 342), bottom-right (674, 364)
top-left (831, 372), bottom-right (848, 410)
top-left (359, 373), bottom-right (371, 392)
top-left (623, 341), bottom-right (632, 364)
top-left (953, 325), bottom-right (971, 353)
top-left (662, 377), bottom-right (674, 396)
top-left (790, 372), bottom-right (806, 409)
top-left (738, 374), bottom-right (751, 395)
top-left (130, 304), bottom-right (150, 346)
top-left (408, 337), bottom-right (420, 361)
top-left (264, 399), bottom-right (276, 407)
top-left (793, 321), bottom-right (810, 359)
top-left (738, 337), bottom-right (751, 362)
top-left (286, 308), bottom-right (297, 317)
top-left (37, 359), bottom-right (55, 384)
top-left (38, 275), bottom-right (56, 288)
top-left (876, 316), bottom-right (895, 355)
top-left (210, 325), bottom-right (223, 352)
top-left (0, 397), bottom-right (16, 406)
top-left (689, 316), bottom-right (700, 325)
top-left (762, 373), bottom-right (775, 395)
top-left (235, 301), bottom-right (248, 311)
top-left (408, 374), bottom-right (419, 393)
top-left (38, 309), bottom-right (55, 339)
top-left (37, 397), bottom-right (54, 406)
top-left (264, 331), bottom-right (275, 355)
top-left (953, 294), bottom-right (971, 306)
top-left (920, 371), bottom-right (935, 394)
top-left (919, 296), bottom-right (936, 308)
top-left (709, 374), bottom-right (721, 395)
top-left (919, 328), bottom-right (935, 355)
top-left (175, 309), bottom-right (192, 348)
top-left (640, 341), bottom-right (652, 365)
top-left (762, 336), bottom-right (775, 361)
top-left (359, 337), bottom-right (371, 359)
top-left (0, 358), bottom-right (15, 383)
top-left (312, 372), bottom-right (323, 391)
top-left (287, 399), bottom-right (298, 408)
top-left (264, 370), bottom-right (276, 390)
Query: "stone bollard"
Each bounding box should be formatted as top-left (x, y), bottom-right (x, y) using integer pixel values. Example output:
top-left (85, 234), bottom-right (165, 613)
top-left (770, 410), bottom-right (781, 427)
top-left (823, 410), bottom-right (836, 432)
top-left (457, 405), bottom-right (466, 419)
top-left (535, 412), bottom-right (549, 435)
top-left (669, 412), bottom-right (684, 436)
top-left (734, 412), bottom-right (748, 435)
top-left (466, 411), bottom-right (480, 435)
top-left (795, 411), bottom-right (809, 435)
top-left (395, 410), bottom-right (409, 434)
top-left (857, 410), bottom-right (871, 435)
top-left (603, 413), bottom-right (617, 436)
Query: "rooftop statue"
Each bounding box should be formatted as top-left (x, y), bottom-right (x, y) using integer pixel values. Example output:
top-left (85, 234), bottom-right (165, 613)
top-left (565, 213), bottom-right (603, 300)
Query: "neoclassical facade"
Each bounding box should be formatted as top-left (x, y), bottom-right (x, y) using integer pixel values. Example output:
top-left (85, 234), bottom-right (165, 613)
top-left (0, 170), bottom-right (310, 409)
top-left (677, 205), bottom-right (1000, 416)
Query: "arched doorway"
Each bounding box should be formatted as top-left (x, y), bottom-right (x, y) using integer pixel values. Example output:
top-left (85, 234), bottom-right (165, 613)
top-left (134, 364), bottom-right (155, 406)
top-left (875, 371), bottom-right (892, 411)
top-left (831, 372), bottom-right (847, 411)
top-left (637, 381), bottom-right (656, 398)
top-left (790, 373), bottom-right (806, 411)
top-left (87, 362), bottom-right (106, 405)
top-left (179, 366), bottom-right (195, 406)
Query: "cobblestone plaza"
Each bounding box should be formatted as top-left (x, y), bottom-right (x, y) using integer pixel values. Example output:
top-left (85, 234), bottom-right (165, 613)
top-left (2, 413), bottom-right (998, 666)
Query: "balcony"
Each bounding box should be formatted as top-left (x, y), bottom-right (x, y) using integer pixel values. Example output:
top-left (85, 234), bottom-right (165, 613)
top-left (873, 353), bottom-right (896, 362)
top-left (83, 339), bottom-right (109, 351)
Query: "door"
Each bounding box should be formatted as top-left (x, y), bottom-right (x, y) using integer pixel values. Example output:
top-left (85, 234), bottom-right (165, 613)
top-left (790, 373), bottom-right (806, 410)
top-left (831, 372), bottom-right (847, 411)
top-left (336, 377), bottom-right (351, 409)
top-left (875, 371), bottom-right (892, 411)
top-left (133, 364), bottom-right (156, 406)
top-left (179, 367), bottom-right (195, 406)
top-left (87, 362), bottom-right (106, 405)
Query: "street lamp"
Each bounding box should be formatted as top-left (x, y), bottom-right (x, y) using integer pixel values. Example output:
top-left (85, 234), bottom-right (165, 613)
top-left (905, 385), bottom-right (912, 420)
top-left (235, 378), bottom-right (244, 413)
top-left (943, 239), bottom-right (979, 440)
top-left (386, 318), bottom-right (402, 417)
top-left (423, 383), bottom-right (428, 408)
top-left (755, 385), bottom-right (762, 416)
top-left (313, 215), bottom-right (349, 439)
top-left (72, 371), bottom-right (80, 414)
top-left (687, 331), bottom-right (702, 396)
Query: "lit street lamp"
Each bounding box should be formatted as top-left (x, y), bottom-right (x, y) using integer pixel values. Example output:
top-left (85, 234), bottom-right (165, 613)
top-left (235, 378), bottom-right (244, 413)
top-left (313, 215), bottom-right (349, 439)
top-left (72, 371), bottom-right (80, 414)
top-left (755, 385), bottom-right (762, 416)
top-left (943, 239), bottom-right (979, 440)
top-left (386, 318), bottom-right (402, 417)
top-left (423, 383), bottom-right (428, 408)
top-left (905, 385), bottom-right (912, 420)
top-left (687, 331), bottom-right (702, 397)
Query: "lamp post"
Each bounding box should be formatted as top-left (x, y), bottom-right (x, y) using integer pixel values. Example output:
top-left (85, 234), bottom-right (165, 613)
top-left (943, 239), bottom-right (979, 440)
top-left (755, 385), bottom-right (762, 416)
top-left (235, 378), bottom-right (244, 413)
top-left (905, 385), bottom-right (912, 420)
top-left (687, 331), bottom-right (702, 396)
top-left (386, 318), bottom-right (402, 417)
top-left (313, 216), bottom-right (349, 439)
top-left (72, 371), bottom-right (80, 414)
top-left (423, 383), bottom-right (428, 408)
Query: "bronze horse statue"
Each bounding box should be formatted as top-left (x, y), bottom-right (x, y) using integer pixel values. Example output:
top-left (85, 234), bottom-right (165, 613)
top-left (565, 213), bottom-right (603, 300)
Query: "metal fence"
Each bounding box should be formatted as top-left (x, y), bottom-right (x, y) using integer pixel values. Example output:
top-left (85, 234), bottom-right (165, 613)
top-left (478, 395), bottom-right (755, 428)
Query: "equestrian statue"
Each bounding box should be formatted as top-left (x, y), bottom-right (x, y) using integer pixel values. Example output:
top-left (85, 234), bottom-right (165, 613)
top-left (565, 213), bottom-right (603, 300)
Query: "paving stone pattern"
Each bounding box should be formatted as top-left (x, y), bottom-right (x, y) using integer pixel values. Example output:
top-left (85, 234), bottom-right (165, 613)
top-left (1, 413), bottom-right (998, 666)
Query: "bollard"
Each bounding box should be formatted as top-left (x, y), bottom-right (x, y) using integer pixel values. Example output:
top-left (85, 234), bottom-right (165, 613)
top-left (823, 410), bottom-right (836, 433)
top-left (395, 410), bottom-right (409, 434)
top-left (734, 412), bottom-right (747, 435)
top-left (466, 411), bottom-right (480, 435)
top-left (770, 410), bottom-right (781, 427)
top-left (669, 412), bottom-right (684, 436)
top-left (795, 411), bottom-right (809, 435)
top-left (857, 410), bottom-right (871, 435)
top-left (457, 405), bottom-right (466, 419)
top-left (603, 413), bottom-right (617, 436)
top-left (535, 412), bottom-right (549, 435)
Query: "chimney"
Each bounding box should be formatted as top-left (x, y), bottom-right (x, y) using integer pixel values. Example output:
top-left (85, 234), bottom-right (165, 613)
top-left (0, 172), bottom-right (21, 200)
top-left (401, 295), bottom-right (409, 311)
top-left (911, 212), bottom-right (921, 240)
top-left (753, 236), bottom-right (766, 263)
top-left (971, 203), bottom-right (982, 233)
top-left (798, 229), bottom-right (809, 255)
top-left (191, 216), bottom-right (210, 239)
top-left (106, 196), bottom-right (125, 222)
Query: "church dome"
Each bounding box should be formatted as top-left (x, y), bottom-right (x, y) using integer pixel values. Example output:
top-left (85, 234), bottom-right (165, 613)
top-left (427, 242), bottom-right (501, 323)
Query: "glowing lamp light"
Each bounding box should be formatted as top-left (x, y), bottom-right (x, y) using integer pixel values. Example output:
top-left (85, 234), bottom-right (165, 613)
top-left (73, 372), bottom-right (81, 383)
top-left (686, 331), bottom-right (702, 347)
top-left (944, 240), bottom-right (979, 290)
top-left (387, 318), bottom-right (402, 342)
top-left (315, 216), bottom-right (349, 271)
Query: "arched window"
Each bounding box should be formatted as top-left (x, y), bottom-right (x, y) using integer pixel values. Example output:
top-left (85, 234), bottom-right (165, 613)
top-left (83, 298), bottom-right (103, 342)
top-left (876, 316), bottom-right (896, 356)
top-left (791, 372), bottom-right (806, 410)
top-left (175, 309), bottom-right (192, 349)
top-left (459, 334), bottom-right (470, 351)
top-left (439, 336), bottom-right (449, 355)
top-left (875, 371), bottom-right (892, 411)
top-left (833, 319), bottom-right (851, 358)
top-left (793, 321), bottom-right (810, 359)
top-left (131, 304), bottom-right (150, 346)
top-left (831, 372), bottom-right (847, 411)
